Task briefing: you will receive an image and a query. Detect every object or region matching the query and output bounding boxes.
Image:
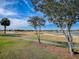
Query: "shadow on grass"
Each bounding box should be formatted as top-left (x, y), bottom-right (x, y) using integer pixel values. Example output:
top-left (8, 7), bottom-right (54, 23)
top-left (49, 41), bottom-right (68, 48)
top-left (0, 34), bottom-right (21, 37)
top-left (46, 41), bottom-right (79, 48)
top-left (47, 41), bottom-right (79, 54)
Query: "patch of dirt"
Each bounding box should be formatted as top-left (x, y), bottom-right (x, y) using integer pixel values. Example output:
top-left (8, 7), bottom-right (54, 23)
top-left (33, 42), bottom-right (79, 59)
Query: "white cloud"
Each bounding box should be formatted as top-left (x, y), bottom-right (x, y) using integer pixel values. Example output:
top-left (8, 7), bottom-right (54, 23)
top-left (0, 0), bottom-right (29, 30)
top-left (0, 0), bottom-right (18, 7)
top-left (10, 18), bottom-right (28, 26)
top-left (0, 8), bottom-right (18, 16)
top-left (0, 18), bottom-right (29, 30)
top-left (0, 0), bottom-right (19, 17)
top-left (7, 18), bottom-right (29, 30)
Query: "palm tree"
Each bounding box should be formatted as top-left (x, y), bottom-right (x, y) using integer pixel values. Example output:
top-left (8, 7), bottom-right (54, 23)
top-left (1, 18), bottom-right (10, 35)
top-left (28, 16), bottom-right (45, 44)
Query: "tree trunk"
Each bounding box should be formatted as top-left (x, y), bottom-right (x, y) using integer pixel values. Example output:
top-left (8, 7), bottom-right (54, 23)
top-left (61, 27), bottom-right (74, 55)
top-left (68, 29), bottom-right (73, 43)
top-left (67, 35), bottom-right (74, 55)
top-left (38, 26), bottom-right (41, 44)
top-left (4, 26), bottom-right (6, 35)
top-left (35, 28), bottom-right (41, 44)
top-left (38, 35), bottom-right (41, 44)
top-left (68, 29), bottom-right (74, 53)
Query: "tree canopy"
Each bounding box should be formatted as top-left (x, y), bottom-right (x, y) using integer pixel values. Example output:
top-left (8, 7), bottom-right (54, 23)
top-left (32, 0), bottom-right (79, 29)
top-left (1, 18), bottom-right (10, 26)
top-left (28, 16), bottom-right (45, 28)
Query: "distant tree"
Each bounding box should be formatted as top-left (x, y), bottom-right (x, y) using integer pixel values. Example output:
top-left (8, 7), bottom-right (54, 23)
top-left (32, 0), bottom-right (79, 55)
top-left (1, 18), bottom-right (10, 35)
top-left (28, 16), bottom-right (45, 44)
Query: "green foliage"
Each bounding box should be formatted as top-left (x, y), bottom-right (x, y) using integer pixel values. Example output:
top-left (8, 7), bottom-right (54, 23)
top-left (1, 18), bottom-right (10, 26)
top-left (0, 18), bottom-right (10, 34)
top-left (28, 16), bottom-right (45, 28)
top-left (32, 0), bottom-right (79, 29)
top-left (28, 16), bottom-right (46, 43)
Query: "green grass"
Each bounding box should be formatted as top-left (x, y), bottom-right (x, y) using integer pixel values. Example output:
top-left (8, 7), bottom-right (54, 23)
top-left (0, 34), bottom-right (21, 37)
top-left (0, 36), bottom-right (63, 59)
top-left (74, 48), bottom-right (79, 52)
top-left (0, 36), bottom-right (18, 46)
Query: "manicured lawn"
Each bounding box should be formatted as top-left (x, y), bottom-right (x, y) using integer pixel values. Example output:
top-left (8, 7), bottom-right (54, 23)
top-left (0, 36), bottom-right (62, 59)
top-left (0, 32), bottom-right (79, 59)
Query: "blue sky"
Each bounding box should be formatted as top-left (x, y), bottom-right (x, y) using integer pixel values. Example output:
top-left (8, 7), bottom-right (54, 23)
top-left (0, 0), bottom-right (79, 30)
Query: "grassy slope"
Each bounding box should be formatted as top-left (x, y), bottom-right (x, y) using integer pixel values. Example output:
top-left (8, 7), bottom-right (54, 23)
top-left (0, 36), bottom-right (62, 59)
